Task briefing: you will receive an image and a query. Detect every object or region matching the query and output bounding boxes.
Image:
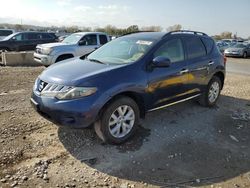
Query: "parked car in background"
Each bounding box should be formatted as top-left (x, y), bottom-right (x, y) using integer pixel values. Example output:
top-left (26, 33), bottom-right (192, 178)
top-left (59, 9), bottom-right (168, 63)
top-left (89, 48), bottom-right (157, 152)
top-left (58, 35), bottom-right (69, 42)
top-left (216, 41), bottom-right (230, 53)
top-left (0, 29), bottom-right (15, 41)
top-left (0, 32), bottom-right (57, 52)
top-left (31, 30), bottom-right (225, 144)
top-left (34, 32), bottom-right (110, 66)
top-left (224, 43), bottom-right (250, 58)
top-left (221, 39), bottom-right (237, 46)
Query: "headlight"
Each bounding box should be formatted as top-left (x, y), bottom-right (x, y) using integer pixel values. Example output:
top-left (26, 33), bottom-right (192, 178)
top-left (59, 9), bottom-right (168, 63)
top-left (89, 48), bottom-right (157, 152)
top-left (41, 87), bottom-right (97, 100)
top-left (33, 77), bottom-right (39, 91)
top-left (41, 47), bottom-right (53, 55)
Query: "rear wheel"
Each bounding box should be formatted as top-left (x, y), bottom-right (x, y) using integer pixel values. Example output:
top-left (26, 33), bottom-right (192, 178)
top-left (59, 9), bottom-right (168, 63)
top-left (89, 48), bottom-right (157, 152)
top-left (94, 97), bottom-right (140, 144)
top-left (0, 48), bottom-right (9, 53)
top-left (199, 76), bottom-right (222, 107)
top-left (243, 52), bottom-right (247, 58)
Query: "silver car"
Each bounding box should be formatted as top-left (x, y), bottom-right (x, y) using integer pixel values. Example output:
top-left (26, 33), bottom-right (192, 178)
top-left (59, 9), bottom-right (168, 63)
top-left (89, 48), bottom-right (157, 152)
top-left (224, 43), bottom-right (250, 58)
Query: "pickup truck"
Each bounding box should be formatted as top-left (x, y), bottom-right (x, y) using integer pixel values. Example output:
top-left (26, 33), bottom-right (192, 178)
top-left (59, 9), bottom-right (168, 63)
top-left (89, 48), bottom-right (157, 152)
top-left (34, 32), bottom-right (110, 66)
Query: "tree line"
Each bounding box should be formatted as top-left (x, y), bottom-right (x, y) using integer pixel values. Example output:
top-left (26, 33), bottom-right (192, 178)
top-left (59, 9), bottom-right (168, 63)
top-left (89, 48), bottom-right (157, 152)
top-left (0, 23), bottom-right (249, 40)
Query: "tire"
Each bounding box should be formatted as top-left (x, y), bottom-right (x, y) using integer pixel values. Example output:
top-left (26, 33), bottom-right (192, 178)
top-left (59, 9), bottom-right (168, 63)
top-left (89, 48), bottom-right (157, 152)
top-left (94, 97), bottom-right (140, 144)
top-left (55, 54), bottom-right (74, 63)
top-left (243, 52), bottom-right (247, 59)
top-left (0, 48), bottom-right (9, 52)
top-left (199, 76), bottom-right (222, 107)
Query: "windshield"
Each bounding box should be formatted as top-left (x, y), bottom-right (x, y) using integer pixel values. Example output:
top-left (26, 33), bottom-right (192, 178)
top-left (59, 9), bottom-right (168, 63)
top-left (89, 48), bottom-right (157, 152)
top-left (2, 33), bottom-right (17, 40)
top-left (87, 37), bottom-right (156, 64)
top-left (234, 44), bottom-right (246, 48)
top-left (62, 34), bottom-right (82, 44)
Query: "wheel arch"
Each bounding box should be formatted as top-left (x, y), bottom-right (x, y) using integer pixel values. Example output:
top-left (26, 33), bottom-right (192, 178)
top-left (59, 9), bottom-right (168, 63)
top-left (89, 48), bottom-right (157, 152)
top-left (213, 71), bottom-right (225, 89)
top-left (98, 91), bottom-right (146, 120)
top-left (55, 53), bottom-right (74, 63)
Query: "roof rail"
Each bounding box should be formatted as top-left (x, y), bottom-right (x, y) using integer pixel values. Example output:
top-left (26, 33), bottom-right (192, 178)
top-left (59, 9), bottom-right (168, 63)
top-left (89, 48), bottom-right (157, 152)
top-left (121, 30), bottom-right (156, 37)
top-left (163, 30), bottom-right (208, 38)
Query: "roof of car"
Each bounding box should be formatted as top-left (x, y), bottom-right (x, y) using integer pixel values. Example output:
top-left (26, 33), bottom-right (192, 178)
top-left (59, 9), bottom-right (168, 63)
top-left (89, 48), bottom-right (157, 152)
top-left (124, 32), bottom-right (166, 40)
top-left (74, 32), bottom-right (108, 36)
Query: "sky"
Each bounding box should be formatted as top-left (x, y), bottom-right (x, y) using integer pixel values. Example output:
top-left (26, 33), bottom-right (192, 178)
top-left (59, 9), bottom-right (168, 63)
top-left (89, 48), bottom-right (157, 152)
top-left (0, 0), bottom-right (250, 38)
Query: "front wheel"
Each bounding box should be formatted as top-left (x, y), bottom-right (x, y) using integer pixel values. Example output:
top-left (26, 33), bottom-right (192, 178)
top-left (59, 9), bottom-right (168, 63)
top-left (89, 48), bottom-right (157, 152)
top-left (199, 76), bottom-right (222, 107)
top-left (94, 97), bottom-right (140, 144)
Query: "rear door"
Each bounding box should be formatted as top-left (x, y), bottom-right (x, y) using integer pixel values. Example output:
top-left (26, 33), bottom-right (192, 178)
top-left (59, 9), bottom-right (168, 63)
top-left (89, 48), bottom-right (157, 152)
top-left (25, 33), bottom-right (41, 50)
top-left (40, 33), bottom-right (57, 43)
top-left (76, 34), bottom-right (99, 56)
top-left (183, 36), bottom-right (211, 93)
top-left (98, 34), bottom-right (108, 46)
top-left (247, 44), bottom-right (250, 55)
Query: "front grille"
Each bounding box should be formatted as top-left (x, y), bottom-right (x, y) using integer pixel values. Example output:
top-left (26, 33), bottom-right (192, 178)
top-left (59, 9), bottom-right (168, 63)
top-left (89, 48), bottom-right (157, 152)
top-left (36, 48), bottom-right (42, 54)
top-left (41, 82), bottom-right (72, 93)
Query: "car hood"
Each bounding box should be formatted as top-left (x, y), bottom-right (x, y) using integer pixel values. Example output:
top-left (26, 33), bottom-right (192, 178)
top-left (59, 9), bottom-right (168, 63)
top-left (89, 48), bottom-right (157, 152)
top-left (39, 57), bottom-right (125, 86)
top-left (37, 42), bottom-right (75, 48)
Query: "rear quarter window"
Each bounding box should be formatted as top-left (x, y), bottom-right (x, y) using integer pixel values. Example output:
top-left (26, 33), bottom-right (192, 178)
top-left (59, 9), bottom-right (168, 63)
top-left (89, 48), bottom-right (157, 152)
top-left (41, 33), bottom-right (53, 39)
top-left (201, 37), bottom-right (214, 54)
top-left (184, 36), bottom-right (206, 59)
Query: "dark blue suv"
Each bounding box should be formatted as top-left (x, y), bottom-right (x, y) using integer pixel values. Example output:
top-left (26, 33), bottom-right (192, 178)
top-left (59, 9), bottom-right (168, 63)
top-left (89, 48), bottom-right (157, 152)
top-left (31, 30), bottom-right (226, 144)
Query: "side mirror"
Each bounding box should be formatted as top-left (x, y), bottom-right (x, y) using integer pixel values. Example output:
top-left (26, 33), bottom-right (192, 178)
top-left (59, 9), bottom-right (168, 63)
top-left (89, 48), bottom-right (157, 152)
top-left (152, 56), bottom-right (171, 68)
top-left (79, 40), bottom-right (87, 46)
top-left (11, 37), bottom-right (17, 41)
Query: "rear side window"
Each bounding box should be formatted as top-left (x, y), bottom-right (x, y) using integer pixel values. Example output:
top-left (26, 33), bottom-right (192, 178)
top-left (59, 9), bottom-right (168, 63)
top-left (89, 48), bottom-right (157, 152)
top-left (99, 35), bottom-right (108, 45)
top-left (201, 37), bottom-right (214, 54)
top-left (26, 33), bottom-right (39, 40)
top-left (41, 33), bottom-right (53, 39)
top-left (185, 36), bottom-right (206, 59)
top-left (154, 38), bottom-right (184, 63)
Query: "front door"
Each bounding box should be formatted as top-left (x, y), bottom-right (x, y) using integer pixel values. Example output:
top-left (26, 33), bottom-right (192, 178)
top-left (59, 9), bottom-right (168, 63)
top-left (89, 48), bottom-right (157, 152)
top-left (77, 34), bottom-right (99, 56)
top-left (147, 38), bottom-right (189, 110)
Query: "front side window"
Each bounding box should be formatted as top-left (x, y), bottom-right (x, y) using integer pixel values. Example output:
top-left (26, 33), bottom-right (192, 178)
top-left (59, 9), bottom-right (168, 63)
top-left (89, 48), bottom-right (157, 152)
top-left (87, 37), bottom-right (155, 64)
top-left (14, 34), bottom-right (23, 41)
top-left (154, 38), bottom-right (184, 63)
top-left (185, 36), bottom-right (206, 59)
top-left (81, 34), bottom-right (97, 45)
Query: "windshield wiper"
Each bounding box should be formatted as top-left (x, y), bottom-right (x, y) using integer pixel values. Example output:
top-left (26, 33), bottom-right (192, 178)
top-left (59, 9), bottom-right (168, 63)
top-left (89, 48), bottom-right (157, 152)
top-left (87, 58), bottom-right (105, 64)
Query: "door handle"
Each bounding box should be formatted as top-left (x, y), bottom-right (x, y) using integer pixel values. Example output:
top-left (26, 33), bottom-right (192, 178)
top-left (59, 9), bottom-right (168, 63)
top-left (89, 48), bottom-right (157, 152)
top-left (208, 61), bottom-right (214, 66)
top-left (179, 69), bottom-right (189, 74)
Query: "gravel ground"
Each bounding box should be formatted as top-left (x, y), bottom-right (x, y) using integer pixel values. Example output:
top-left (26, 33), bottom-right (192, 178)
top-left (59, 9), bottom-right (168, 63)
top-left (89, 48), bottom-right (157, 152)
top-left (0, 60), bottom-right (250, 188)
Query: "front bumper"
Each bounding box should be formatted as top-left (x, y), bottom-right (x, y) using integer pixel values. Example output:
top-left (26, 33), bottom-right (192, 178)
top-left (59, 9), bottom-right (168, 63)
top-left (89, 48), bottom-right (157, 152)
top-left (34, 53), bottom-right (54, 66)
top-left (30, 91), bottom-right (98, 128)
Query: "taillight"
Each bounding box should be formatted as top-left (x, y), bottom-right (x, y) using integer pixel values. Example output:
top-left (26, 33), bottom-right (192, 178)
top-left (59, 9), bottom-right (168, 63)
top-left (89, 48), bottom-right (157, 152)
top-left (223, 55), bottom-right (227, 65)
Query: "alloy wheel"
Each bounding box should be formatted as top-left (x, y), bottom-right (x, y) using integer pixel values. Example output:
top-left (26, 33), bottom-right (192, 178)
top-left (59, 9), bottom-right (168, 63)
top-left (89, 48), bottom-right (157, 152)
top-left (108, 105), bottom-right (135, 138)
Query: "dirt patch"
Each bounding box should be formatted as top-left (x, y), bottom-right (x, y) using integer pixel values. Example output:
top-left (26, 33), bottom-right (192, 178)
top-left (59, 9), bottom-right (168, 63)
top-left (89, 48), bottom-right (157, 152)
top-left (0, 66), bottom-right (250, 188)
